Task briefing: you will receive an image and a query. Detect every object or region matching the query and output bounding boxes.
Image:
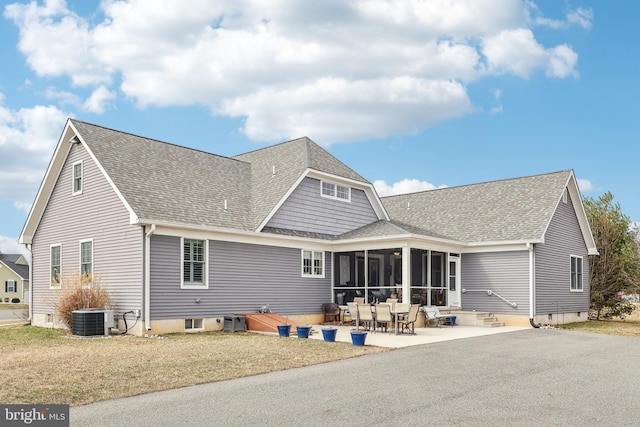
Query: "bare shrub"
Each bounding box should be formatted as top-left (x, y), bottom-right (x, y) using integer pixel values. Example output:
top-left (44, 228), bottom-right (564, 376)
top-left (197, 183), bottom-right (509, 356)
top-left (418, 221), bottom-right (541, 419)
top-left (54, 273), bottom-right (112, 329)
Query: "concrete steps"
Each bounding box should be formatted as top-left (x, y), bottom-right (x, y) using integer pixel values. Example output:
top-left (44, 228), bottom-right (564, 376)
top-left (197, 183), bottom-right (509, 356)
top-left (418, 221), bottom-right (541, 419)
top-left (444, 310), bottom-right (505, 327)
top-left (476, 314), bottom-right (505, 327)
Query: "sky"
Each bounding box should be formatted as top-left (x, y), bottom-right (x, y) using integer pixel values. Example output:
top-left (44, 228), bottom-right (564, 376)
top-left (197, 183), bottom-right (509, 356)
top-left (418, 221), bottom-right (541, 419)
top-left (1, 0), bottom-right (639, 257)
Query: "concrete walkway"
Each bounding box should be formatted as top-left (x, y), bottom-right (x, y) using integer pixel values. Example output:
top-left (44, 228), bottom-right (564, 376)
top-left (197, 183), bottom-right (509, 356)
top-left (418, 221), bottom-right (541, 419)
top-left (306, 323), bottom-right (527, 348)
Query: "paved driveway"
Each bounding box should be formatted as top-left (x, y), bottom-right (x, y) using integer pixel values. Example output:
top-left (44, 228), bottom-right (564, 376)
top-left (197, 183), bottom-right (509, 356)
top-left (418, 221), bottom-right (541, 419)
top-left (71, 329), bottom-right (639, 426)
top-left (0, 309), bottom-right (25, 322)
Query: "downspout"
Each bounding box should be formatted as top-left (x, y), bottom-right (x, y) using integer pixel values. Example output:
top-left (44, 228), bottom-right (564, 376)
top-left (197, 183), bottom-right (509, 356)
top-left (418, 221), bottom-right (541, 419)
top-left (26, 244), bottom-right (32, 323)
top-left (144, 224), bottom-right (156, 331)
top-left (528, 242), bottom-right (541, 328)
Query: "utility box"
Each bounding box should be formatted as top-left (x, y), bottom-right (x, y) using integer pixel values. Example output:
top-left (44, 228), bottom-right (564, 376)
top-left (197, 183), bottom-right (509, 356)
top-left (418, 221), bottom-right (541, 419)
top-left (72, 308), bottom-right (114, 336)
top-left (223, 315), bottom-right (246, 332)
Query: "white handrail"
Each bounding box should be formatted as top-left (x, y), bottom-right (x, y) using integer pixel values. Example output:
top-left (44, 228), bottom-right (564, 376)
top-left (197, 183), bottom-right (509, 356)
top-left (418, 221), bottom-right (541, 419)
top-left (461, 288), bottom-right (518, 308)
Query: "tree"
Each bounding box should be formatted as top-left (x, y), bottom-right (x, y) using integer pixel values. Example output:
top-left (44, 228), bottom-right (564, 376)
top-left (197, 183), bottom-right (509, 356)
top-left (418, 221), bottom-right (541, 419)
top-left (583, 192), bottom-right (640, 320)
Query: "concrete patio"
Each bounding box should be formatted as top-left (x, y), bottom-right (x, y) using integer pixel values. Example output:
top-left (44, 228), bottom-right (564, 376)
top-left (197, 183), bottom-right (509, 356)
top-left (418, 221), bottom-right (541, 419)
top-left (306, 323), bottom-right (528, 348)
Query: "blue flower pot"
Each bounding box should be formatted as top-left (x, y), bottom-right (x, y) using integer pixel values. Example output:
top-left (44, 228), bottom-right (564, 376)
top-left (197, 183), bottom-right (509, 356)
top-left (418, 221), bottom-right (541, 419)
top-left (277, 324), bottom-right (291, 337)
top-left (296, 325), bottom-right (312, 338)
top-left (322, 327), bottom-right (338, 342)
top-left (350, 331), bottom-right (367, 346)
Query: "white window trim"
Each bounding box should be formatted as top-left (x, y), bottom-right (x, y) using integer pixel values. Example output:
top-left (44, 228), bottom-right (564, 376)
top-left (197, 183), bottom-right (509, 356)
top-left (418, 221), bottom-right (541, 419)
top-left (184, 318), bottom-right (204, 331)
top-left (320, 180), bottom-right (351, 202)
top-left (79, 239), bottom-right (93, 278)
top-left (72, 160), bottom-right (83, 195)
top-left (50, 243), bottom-right (62, 289)
top-left (181, 238), bottom-right (209, 289)
top-left (570, 255), bottom-right (583, 292)
top-left (301, 250), bottom-right (325, 278)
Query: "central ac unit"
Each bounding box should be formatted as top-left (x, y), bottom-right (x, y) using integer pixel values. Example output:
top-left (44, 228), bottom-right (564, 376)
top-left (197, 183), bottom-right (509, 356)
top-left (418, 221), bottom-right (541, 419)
top-left (72, 308), bottom-right (114, 337)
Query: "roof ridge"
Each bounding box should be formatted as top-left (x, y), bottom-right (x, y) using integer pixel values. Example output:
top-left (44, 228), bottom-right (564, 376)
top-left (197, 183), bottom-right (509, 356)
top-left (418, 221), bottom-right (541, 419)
top-left (381, 169), bottom-right (572, 199)
top-left (233, 136), bottom-right (312, 158)
top-left (71, 119), bottom-right (246, 165)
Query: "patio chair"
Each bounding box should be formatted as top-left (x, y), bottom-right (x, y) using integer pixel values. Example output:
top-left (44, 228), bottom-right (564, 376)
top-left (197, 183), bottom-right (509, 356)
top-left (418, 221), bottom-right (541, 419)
top-left (357, 304), bottom-right (375, 332)
top-left (398, 304), bottom-right (420, 334)
top-left (346, 302), bottom-right (361, 328)
top-left (384, 298), bottom-right (398, 311)
top-left (321, 303), bottom-right (341, 323)
top-left (423, 306), bottom-right (455, 328)
top-left (374, 303), bottom-right (393, 333)
top-left (354, 297), bottom-right (365, 304)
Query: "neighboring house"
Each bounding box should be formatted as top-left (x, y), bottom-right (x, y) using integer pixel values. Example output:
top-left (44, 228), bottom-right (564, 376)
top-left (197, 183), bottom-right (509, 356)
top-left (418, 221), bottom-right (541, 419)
top-left (0, 253), bottom-right (30, 304)
top-left (20, 119), bottom-right (597, 335)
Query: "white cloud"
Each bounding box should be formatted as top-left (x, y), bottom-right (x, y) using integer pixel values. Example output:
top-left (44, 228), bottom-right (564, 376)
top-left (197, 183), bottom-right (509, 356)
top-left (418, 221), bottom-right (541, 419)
top-left (46, 85), bottom-right (116, 113)
top-left (5, 0), bottom-right (585, 144)
top-left (567, 7), bottom-right (594, 30)
top-left (83, 85), bottom-right (116, 113)
top-left (374, 178), bottom-right (446, 197)
top-left (0, 235), bottom-right (30, 258)
top-left (490, 88), bottom-right (503, 114)
top-left (547, 45), bottom-right (578, 78)
top-left (219, 77), bottom-right (472, 143)
top-left (577, 178), bottom-right (594, 192)
top-left (0, 95), bottom-right (70, 205)
top-left (526, 2), bottom-right (593, 31)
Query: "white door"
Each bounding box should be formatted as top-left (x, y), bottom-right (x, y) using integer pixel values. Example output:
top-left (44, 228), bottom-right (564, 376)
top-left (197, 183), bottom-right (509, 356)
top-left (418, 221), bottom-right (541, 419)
top-left (448, 256), bottom-right (460, 307)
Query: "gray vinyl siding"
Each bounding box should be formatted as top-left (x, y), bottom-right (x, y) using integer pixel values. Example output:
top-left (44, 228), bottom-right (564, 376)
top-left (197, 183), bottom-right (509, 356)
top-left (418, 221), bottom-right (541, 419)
top-left (31, 143), bottom-right (143, 316)
top-left (534, 192), bottom-right (590, 314)
top-left (149, 235), bottom-right (331, 318)
top-left (461, 251), bottom-right (529, 314)
top-left (265, 177), bottom-right (378, 235)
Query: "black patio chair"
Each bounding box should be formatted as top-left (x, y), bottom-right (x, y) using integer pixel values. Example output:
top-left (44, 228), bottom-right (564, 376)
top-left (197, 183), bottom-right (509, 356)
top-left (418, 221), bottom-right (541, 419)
top-left (321, 303), bottom-right (341, 323)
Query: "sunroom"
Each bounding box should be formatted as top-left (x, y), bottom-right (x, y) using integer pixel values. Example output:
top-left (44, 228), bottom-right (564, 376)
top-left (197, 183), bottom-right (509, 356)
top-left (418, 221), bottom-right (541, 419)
top-left (331, 246), bottom-right (462, 309)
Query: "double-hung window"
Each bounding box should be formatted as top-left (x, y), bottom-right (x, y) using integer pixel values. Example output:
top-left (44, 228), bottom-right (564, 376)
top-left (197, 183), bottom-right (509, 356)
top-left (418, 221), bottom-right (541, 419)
top-left (80, 240), bottom-right (93, 277)
top-left (50, 244), bottom-right (62, 288)
top-left (5, 280), bottom-right (17, 293)
top-left (302, 250), bottom-right (324, 277)
top-left (73, 161), bottom-right (83, 194)
top-left (182, 238), bottom-right (207, 288)
top-left (570, 255), bottom-right (583, 291)
top-left (321, 181), bottom-right (350, 202)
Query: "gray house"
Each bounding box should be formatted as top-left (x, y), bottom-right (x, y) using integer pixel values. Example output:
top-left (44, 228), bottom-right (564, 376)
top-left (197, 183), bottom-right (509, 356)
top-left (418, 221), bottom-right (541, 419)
top-left (20, 119), bottom-right (597, 334)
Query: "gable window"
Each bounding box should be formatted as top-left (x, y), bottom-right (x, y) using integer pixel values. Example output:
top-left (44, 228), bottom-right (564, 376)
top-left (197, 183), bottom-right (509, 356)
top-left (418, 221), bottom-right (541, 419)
top-left (182, 238), bottom-right (207, 288)
top-left (321, 181), bottom-right (350, 202)
top-left (80, 240), bottom-right (93, 277)
top-left (5, 280), bottom-right (17, 293)
top-left (50, 244), bottom-right (62, 288)
top-left (73, 161), bottom-right (83, 194)
top-left (302, 250), bottom-right (324, 277)
top-left (570, 255), bottom-right (583, 291)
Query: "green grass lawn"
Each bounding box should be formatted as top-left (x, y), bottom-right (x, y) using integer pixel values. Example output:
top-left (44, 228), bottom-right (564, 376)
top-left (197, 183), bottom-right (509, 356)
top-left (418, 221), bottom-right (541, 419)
top-left (561, 319), bottom-right (640, 337)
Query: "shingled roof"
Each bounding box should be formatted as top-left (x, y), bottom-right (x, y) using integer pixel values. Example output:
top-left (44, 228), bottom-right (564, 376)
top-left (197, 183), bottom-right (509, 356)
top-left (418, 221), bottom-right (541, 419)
top-left (0, 254), bottom-right (29, 280)
top-left (381, 170), bottom-right (574, 243)
top-left (234, 136), bottom-right (369, 229)
top-left (70, 120), bottom-right (370, 232)
top-left (22, 119), bottom-right (595, 253)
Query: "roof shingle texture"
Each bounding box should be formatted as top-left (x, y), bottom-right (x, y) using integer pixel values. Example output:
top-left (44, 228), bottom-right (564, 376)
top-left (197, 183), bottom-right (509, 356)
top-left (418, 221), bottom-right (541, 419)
top-left (72, 121), bottom-right (369, 231)
top-left (381, 170), bottom-right (571, 243)
top-left (0, 254), bottom-right (29, 279)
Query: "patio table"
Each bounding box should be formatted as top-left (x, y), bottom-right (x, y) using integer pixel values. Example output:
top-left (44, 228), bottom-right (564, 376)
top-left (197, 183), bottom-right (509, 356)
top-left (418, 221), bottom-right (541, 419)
top-left (391, 308), bottom-right (409, 335)
top-left (338, 305), bottom-right (348, 324)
